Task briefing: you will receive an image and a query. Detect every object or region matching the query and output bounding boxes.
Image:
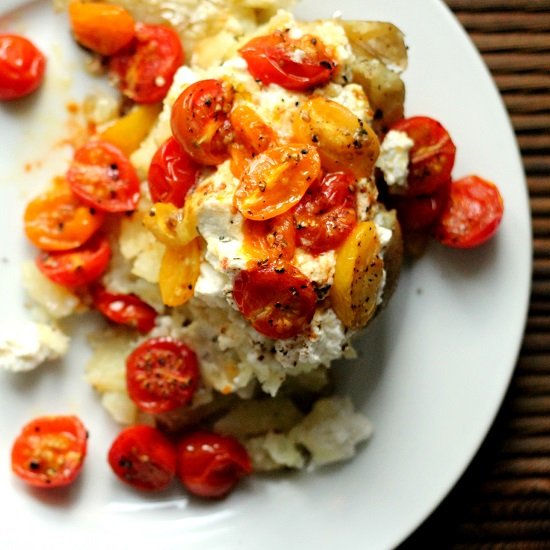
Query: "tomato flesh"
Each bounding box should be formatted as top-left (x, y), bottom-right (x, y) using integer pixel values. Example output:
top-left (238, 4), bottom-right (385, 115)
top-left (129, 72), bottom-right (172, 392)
top-left (177, 431), bottom-right (252, 499)
top-left (126, 337), bottom-right (200, 414)
top-left (0, 34), bottom-right (46, 101)
top-left (11, 415), bottom-right (88, 488)
top-left (108, 425), bottom-right (177, 491)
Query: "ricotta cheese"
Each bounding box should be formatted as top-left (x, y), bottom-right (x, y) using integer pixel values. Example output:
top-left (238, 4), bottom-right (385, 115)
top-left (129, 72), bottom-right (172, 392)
top-left (375, 129), bottom-right (414, 189)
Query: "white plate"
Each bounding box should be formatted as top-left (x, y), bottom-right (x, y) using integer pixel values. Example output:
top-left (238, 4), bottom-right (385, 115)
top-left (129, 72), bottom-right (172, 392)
top-left (0, 1), bottom-right (531, 549)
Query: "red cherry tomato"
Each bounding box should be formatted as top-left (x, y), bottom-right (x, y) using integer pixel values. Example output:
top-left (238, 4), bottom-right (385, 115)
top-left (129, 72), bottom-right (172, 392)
top-left (126, 337), bottom-right (200, 414)
top-left (171, 79), bottom-right (234, 166)
top-left (177, 431), bottom-right (252, 499)
top-left (11, 415), bottom-right (88, 488)
top-left (91, 284), bottom-right (157, 333)
top-left (435, 175), bottom-right (504, 248)
top-left (0, 34), bottom-right (46, 101)
top-left (108, 425), bottom-right (177, 491)
top-left (36, 233), bottom-right (111, 288)
top-left (148, 137), bottom-right (198, 207)
top-left (67, 140), bottom-right (140, 213)
top-left (108, 23), bottom-right (183, 104)
top-left (233, 264), bottom-right (316, 339)
top-left (390, 116), bottom-right (456, 197)
top-left (294, 171), bottom-right (357, 254)
top-left (239, 31), bottom-right (336, 91)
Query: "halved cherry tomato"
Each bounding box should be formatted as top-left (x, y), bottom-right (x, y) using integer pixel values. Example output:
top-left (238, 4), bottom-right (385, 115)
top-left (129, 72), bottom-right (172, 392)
top-left (0, 34), bottom-right (46, 101)
top-left (109, 23), bottom-right (183, 104)
top-left (239, 31), bottom-right (336, 91)
top-left (69, 2), bottom-right (135, 56)
top-left (126, 337), bottom-right (200, 414)
top-left (242, 211), bottom-right (296, 263)
top-left (11, 415), bottom-right (88, 488)
top-left (171, 79), bottom-right (234, 166)
top-left (390, 116), bottom-right (456, 197)
top-left (24, 186), bottom-right (105, 251)
top-left (294, 171), bottom-right (357, 254)
top-left (108, 425), bottom-right (177, 491)
top-left (233, 263), bottom-right (316, 339)
top-left (91, 284), bottom-right (157, 333)
top-left (67, 140), bottom-right (140, 213)
top-left (434, 175), bottom-right (504, 248)
top-left (148, 137), bottom-right (198, 207)
top-left (234, 144), bottom-right (321, 221)
top-left (36, 233), bottom-right (110, 288)
top-left (177, 431), bottom-right (252, 499)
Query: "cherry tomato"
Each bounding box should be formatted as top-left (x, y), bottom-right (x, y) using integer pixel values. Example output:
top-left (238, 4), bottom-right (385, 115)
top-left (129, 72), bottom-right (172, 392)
top-left (24, 185), bottom-right (105, 251)
top-left (0, 34), bottom-right (46, 101)
top-left (233, 263), bottom-right (316, 339)
top-left (434, 175), bottom-right (504, 248)
top-left (36, 233), bottom-right (111, 288)
top-left (242, 211), bottom-right (296, 263)
top-left (177, 431), bottom-right (252, 499)
top-left (108, 425), bottom-right (177, 491)
top-left (234, 144), bottom-right (321, 221)
top-left (148, 137), bottom-right (198, 207)
top-left (171, 79), bottom-right (234, 166)
top-left (390, 116), bottom-right (456, 197)
top-left (11, 415), bottom-right (88, 488)
top-left (239, 31), bottom-right (336, 91)
top-left (69, 2), bottom-right (135, 56)
top-left (109, 23), bottom-right (183, 104)
top-left (126, 337), bottom-right (200, 414)
top-left (294, 171), bottom-right (357, 254)
top-left (67, 140), bottom-right (140, 213)
top-left (91, 284), bottom-right (157, 333)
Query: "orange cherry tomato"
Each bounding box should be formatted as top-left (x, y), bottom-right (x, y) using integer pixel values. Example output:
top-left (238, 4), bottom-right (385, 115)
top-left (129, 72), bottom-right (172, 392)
top-left (11, 415), bottom-right (88, 488)
top-left (67, 140), bottom-right (140, 213)
top-left (91, 284), bottom-right (157, 334)
top-left (239, 31), bottom-right (336, 91)
top-left (126, 337), bottom-right (200, 414)
top-left (294, 171), bottom-right (357, 255)
top-left (171, 79), bottom-right (234, 166)
top-left (233, 263), bottom-right (317, 339)
top-left (0, 34), bottom-right (46, 101)
top-left (36, 233), bottom-right (111, 288)
top-left (109, 23), bottom-right (184, 104)
top-left (69, 2), bottom-right (135, 56)
top-left (108, 425), bottom-right (177, 491)
top-left (434, 175), bottom-right (504, 248)
top-left (24, 187), bottom-right (105, 251)
top-left (234, 144), bottom-right (321, 221)
top-left (177, 431), bottom-right (252, 499)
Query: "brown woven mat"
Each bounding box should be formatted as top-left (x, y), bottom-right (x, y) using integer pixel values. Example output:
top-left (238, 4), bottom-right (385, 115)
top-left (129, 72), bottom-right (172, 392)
top-left (400, 1), bottom-right (550, 548)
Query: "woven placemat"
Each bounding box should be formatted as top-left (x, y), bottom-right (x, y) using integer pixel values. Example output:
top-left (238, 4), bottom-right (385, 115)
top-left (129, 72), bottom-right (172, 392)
top-left (400, 1), bottom-right (550, 548)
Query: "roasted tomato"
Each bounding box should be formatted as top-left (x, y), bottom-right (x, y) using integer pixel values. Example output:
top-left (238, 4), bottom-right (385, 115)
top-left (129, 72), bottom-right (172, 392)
top-left (108, 425), bottom-right (177, 491)
top-left (109, 23), bottom-right (183, 104)
top-left (239, 31), bottom-right (336, 91)
top-left (11, 415), bottom-right (88, 488)
top-left (68, 2), bottom-right (135, 56)
top-left (24, 185), bottom-right (105, 251)
top-left (234, 144), bottom-right (321, 221)
top-left (0, 34), bottom-right (46, 101)
top-left (126, 337), bottom-right (200, 414)
top-left (171, 79), bottom-right (234, 166)
top-left (36, 233), bottom-right (111, 288)
top-left (233, 263), bottom-right (316, 339)
top-left (434, 175), bottom-right (504, 248)
top-left (148, 137), bottom-right (199, 207)
top-left (390, 116), bottom-right (456, 197)
top-left (294, 171), bottom-right (357, 254)
top-left (67, 140), bottom-right (140, 213)
top-left (91, 284), bottom-right (157, 333)
top-left (177, 431), bottom-right (252, 499)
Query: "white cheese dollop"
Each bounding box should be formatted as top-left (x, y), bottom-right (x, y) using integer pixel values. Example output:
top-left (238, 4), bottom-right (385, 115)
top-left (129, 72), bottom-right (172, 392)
top-left (375, 129), bottom-right (414, 189)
